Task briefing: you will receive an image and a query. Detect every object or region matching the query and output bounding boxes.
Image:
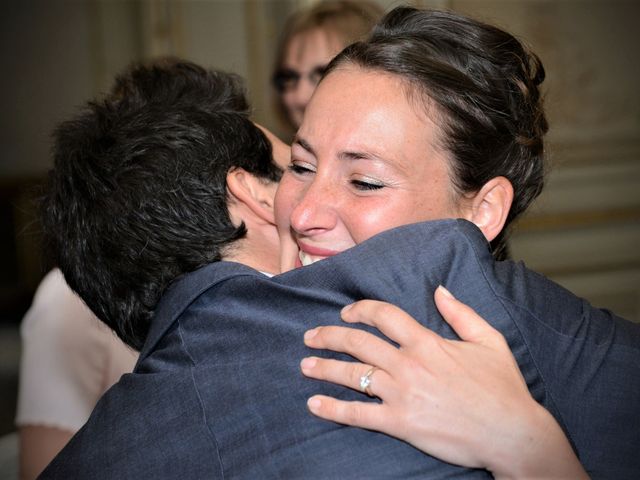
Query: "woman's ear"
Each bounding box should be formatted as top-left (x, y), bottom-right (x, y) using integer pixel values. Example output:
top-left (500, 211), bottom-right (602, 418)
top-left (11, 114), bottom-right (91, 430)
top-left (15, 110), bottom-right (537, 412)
top-left (465, 176), bottom-right (514, 242)
top-left (226, 168), bottom-right (278, 225)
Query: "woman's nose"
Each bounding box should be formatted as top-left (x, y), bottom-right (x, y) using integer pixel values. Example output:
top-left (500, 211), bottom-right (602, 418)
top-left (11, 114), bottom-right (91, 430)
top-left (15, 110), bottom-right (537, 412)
top-left (289, 178), bottom-right (337, 235)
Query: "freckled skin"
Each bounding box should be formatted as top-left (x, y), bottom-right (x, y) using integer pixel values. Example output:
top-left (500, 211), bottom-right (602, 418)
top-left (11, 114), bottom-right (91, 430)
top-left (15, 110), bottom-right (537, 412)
top-left (275, 66), bottom-right (471, 272)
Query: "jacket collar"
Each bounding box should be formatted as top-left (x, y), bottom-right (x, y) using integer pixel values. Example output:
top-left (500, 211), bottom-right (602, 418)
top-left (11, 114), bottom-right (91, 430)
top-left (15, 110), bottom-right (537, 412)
top-left (136, 261), bottom-right (261, 365)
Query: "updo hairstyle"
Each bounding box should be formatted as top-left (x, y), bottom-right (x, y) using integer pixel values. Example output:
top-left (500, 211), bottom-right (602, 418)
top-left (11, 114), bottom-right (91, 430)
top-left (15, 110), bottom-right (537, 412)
top-left (326, 7), bottom-right (548, 259)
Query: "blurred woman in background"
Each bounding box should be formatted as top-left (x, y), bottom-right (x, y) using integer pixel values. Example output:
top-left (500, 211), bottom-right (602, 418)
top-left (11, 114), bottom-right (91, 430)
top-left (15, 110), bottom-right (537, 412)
top-left (272, 0), bottom-right (382, 134)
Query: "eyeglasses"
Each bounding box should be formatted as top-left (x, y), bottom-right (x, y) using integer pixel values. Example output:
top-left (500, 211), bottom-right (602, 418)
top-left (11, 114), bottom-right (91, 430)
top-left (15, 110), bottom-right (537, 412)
top-left (272, 65), bottom-right (328, 93)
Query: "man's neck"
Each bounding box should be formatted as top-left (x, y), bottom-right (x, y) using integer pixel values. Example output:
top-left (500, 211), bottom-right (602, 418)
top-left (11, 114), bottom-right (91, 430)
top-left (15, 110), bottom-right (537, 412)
top-left (222, 232), bottom-right (280, 276)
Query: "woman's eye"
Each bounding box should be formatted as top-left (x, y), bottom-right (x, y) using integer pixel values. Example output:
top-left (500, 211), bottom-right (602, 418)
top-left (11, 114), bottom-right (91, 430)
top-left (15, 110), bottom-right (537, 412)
top-left (351, 179), bottom-right (385, 191)
top-left (288, 163), bottom-right (315, 175)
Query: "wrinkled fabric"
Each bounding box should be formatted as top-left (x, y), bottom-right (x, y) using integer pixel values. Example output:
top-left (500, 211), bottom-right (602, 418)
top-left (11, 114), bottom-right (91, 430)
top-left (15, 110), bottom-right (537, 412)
top-left (42, 219), bottom-right (640, 479)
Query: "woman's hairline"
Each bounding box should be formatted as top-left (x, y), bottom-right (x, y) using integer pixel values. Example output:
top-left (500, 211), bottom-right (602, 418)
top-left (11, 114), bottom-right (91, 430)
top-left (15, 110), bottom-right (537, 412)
top-left (320, 61), bottom-right (477, 209)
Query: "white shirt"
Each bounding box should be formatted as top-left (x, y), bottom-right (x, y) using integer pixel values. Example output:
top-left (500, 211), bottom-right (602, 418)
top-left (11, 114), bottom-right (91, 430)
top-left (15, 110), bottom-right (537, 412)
top-left (16, 269), bottom-right (138, 431)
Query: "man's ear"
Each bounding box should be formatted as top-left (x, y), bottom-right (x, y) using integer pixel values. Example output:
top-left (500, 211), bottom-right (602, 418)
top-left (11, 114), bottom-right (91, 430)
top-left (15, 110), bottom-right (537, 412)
top-left (465, 176), bottom-right (514, 242)
top-left (226, 168), bottom-right (277, 225)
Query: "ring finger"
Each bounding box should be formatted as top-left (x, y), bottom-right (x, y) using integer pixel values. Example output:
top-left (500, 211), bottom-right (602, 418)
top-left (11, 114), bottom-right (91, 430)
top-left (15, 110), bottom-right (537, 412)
top-left (300, 357), bottom-right (398, 401)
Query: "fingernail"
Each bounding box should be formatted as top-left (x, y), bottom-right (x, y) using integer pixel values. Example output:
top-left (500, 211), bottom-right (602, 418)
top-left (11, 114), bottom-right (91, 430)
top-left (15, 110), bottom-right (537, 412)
top-left (438, 285), bottom-right (455, 299)
top-left (307, 397), bottom-right (322, 413)
top-left (304, 328), bottom-right (318, 341)
top-left (300, 357), bottom-right (317, 372)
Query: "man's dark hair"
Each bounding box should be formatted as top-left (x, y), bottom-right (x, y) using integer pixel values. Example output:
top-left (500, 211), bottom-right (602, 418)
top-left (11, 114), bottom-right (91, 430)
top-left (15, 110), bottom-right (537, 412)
top-left (109, 57), bottom-right (251, 115)
top-left (41, 60), bottom-right (282, 350)
top-left (327, 7), bottom-right (548, 259)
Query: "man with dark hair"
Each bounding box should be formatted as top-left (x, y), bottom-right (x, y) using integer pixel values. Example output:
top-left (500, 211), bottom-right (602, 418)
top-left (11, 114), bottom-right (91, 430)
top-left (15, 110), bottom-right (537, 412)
top-left (42, 60), bottom-right (285, 351)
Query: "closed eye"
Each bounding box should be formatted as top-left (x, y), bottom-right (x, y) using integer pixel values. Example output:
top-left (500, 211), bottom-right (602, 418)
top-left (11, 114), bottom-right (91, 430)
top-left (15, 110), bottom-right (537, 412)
top-left (351, 179), bottom-right (385, 191)
top-left (288, 163), bottom-right (315, 175)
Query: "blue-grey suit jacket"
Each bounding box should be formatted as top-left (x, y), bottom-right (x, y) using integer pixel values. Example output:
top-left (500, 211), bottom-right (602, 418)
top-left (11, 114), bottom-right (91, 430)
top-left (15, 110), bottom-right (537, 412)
top-left (41, 220), bottom-right (640, 479)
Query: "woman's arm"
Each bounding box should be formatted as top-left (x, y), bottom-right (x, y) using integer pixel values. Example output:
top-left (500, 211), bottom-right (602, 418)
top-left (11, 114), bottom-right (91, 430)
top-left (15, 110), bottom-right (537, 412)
top-left (19, 426), bottom-right (73, 480)
top-left (300, 286), bottom-right (588, 479)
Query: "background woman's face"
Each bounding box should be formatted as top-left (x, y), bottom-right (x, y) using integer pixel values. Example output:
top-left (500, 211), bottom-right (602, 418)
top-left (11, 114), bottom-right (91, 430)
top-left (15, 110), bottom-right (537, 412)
top-left (275, 67), bottom-right (468, 272)
top-left (279, 28), bottom-right (344, 128)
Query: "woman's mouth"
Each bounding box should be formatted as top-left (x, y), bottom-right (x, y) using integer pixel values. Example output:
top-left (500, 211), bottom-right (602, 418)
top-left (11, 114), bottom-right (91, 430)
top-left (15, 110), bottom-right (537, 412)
top-left (296, 243), bottom-right (342, 267)
top-left (298, 250), bottom-right (326, 266)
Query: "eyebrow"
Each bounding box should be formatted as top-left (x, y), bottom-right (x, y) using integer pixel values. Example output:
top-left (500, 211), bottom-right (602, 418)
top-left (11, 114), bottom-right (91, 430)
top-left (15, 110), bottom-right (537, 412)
top-left (293, 136), bottom-right (380, 162)
top-left (292, 136), bottom-right (314, 156)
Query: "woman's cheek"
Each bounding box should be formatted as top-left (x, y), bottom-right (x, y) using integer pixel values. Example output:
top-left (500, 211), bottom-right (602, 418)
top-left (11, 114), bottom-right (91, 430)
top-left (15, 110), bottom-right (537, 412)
top-left (350, 201), bottom-right (396, 244)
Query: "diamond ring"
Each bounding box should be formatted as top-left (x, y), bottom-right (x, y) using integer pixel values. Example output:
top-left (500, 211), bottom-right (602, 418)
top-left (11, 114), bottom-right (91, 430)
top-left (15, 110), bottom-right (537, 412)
top-left (359, 367), bottom-right (379, 397)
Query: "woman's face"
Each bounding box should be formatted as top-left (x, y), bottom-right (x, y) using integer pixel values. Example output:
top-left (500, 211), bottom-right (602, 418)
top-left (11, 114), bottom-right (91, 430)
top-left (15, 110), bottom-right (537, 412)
top-left (275, 66), bottom-right (470, 271)
top-left (279, 28), bottom-right (345, 128)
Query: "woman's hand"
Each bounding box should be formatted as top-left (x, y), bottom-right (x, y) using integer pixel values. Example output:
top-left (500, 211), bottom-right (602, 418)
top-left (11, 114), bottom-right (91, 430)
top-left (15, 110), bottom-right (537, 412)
top-left (300, 286), bottom-right (588, 479)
